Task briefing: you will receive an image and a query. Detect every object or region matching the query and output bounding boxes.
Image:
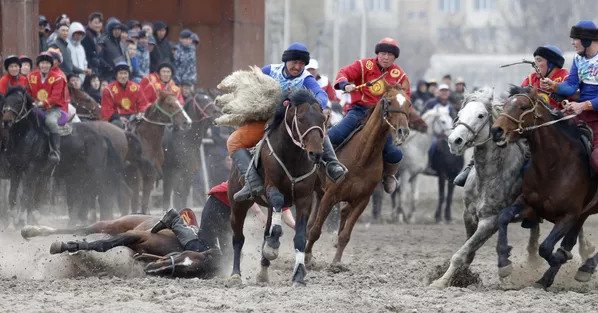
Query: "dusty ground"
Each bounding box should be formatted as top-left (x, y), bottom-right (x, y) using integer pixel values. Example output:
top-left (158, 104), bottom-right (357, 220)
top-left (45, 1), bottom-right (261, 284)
top-left (2, 193), bottom-right (598, 313)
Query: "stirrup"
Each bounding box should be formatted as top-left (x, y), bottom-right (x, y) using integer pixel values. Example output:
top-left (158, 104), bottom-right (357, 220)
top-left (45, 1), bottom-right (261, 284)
top-left (325, 161), bottom-right (348, 183)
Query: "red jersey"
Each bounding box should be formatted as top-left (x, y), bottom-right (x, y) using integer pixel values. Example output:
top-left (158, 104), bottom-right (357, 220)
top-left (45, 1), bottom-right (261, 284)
top-left (208, 181), bottom-right (290, 212)
top-left (101, 81), bottom-right (149, 120)
top-left (521, 68), bottom-right (569, 110)
top-left (334, 57), bottom-right (411, 110)
top-left (317, 76), bottom-right (339, 102)
top-left (140, 73), bottom-right (158, 92)
top-left (143, 78), bottom-right (184, 104)
top-left (0, 74), bottom-right (28, 95)
top-left (26, 67), bottom-right (69, 112)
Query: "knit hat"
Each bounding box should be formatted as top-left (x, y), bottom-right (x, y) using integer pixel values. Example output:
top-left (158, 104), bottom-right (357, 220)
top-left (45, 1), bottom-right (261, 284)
top-left (180, 29), bottom-right (193, 39)
top-left (36, 52), bottom-right (54, 65)
top-left (570, 20), bottom-right (598, 47)
top-left (46, 47), bottom-right (63, 64)
top-left (533, 45), bottom-right (565, 68)
top-left (153, 21), bottom-right (167, 31)
top-left (375, 37), bottom-right (400, 58)
top-left (281, 42), bottom-right (310, 65)
top-left (4, 55), bottom-right (20, 71)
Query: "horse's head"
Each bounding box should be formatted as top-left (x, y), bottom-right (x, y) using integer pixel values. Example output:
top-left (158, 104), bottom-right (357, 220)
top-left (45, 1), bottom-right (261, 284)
top-left (149, 91), bottom-right (192, 131)
top-left (273, 88), bottom-right (327, 164)
top-left (449, 87), bottom-right (495, 155)
top-left (2, 86), bottom-right (31, 128)
top-left (381, 81), bottom-right (411, 145)
top-left (184, 90), bottom-right (219, 125)
top-left (491, 85), bottom-right (545, 147)
top-left (407, 107), bottom-right (428, 133)
top-left (69, 86), bottom-right (101, 120)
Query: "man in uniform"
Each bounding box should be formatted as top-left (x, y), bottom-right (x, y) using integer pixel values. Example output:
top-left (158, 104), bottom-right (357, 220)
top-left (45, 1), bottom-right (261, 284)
top-left (142, 61), bottom-right (184, 104)
top-left (101, 60), bottom-right (149, 128)
top-left (0, 55), bottom-right (29, 94)
top-left (26, 51), bottom-right (69, 166)
top-left (330, 37), bottom-right (409, 193)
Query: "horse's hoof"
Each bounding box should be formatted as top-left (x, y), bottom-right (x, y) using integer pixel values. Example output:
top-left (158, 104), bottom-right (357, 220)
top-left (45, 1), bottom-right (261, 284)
top-left (226, 274), bottom-right (243, 288)
top-left (498, 263), bottom-right (513, 278)
top-left (575, 269), bottom-right (593, 283)
top-left (262, 246), bottom-right (279, 261)
top-left (291, 281), bottom-right (306, 288)
top-left (532, 281), bottom-right (548, 290)
top-left (256, 269), bottom-right (269, 284)
top-left (21, 226), bottom-right (39, 239)
top-left (429, 279), bottom-right (448, 289)
top-left (49, 241), bottom-right (64, 255)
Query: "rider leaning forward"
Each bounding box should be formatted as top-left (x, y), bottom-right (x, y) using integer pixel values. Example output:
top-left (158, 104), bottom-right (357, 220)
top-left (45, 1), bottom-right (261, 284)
top-left (331, 37), bottom-right (409, 193)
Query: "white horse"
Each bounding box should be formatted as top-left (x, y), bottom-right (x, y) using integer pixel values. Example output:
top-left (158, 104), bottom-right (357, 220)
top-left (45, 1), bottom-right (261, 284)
top-left (430, 88), bottom-right (595, 288)
top-left (393, 105), bottom-right (454, 223)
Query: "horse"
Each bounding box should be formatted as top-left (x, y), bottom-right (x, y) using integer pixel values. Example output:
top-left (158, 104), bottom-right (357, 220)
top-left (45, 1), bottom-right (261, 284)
top-left (1, 86), bottom-right (124, 226)
top-left (431, 131), bottom-right (465, 223)
top-left (305, 83), bottom-right (411, 265)
top-left (69, 87), bottom-right (101, 121)
top-left (162, 90), bottom-right (218, 210)
top-left (491, 85), bottom-right (598, 289)
top-left (127, 91), bottom-right (192, 214)
top-left (227, 88), bottom-right (327, 287)
top-left (388, 105), bottom-right (454, 224)
top-left (23, 208), bottom-right (221, 278)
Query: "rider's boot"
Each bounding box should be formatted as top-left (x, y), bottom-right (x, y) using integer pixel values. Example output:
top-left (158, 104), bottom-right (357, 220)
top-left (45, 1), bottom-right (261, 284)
top-left (322, 136), bottom-right (348, 183)
top-left (231, 149), bottom-right (265, 202)
top-left (453, 158), bottom-right (474, 187)
top-left (48, 133), bottom-right (61, 166)
top-left (382, 162), bottom-right (401, 194)
top-left (150, 208), bottom-right (206, 251)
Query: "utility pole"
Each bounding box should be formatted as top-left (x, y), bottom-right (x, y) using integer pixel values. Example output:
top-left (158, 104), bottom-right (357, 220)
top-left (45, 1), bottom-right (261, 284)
top-left (333, 0), bottom-right (340, 77)
top-left (360, 0), bottom-right (367, 59)
top-left (283, 0), bottom-right (291, 48)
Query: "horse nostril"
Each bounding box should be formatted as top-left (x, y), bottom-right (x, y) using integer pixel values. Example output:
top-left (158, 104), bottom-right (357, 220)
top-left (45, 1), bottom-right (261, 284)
top-left (454, 137), bottom-right (463, 145)
top-left (491, 127), bottom-right (504, 141)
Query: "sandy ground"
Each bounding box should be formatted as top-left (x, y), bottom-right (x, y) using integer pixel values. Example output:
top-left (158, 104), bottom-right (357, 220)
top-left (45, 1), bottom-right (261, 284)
top-left (2, 189), bottom-right (598, 313)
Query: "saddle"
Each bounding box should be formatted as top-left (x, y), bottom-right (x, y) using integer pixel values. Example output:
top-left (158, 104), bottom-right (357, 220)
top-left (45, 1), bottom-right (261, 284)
top-left (32, 107), bottom-right (72, 136)
top-left (578, 122), bottom-right (595, 177)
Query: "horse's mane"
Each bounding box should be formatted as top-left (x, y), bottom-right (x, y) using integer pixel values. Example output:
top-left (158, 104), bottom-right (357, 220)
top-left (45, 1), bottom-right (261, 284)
top-left (268, 88), bottom-right (319, 132)
top-left (461, 86), bottom-right (503, 120)
top-left (421, 104), bottom-right (450, 121)
top-left (5, 85), bottom-right (27, 99)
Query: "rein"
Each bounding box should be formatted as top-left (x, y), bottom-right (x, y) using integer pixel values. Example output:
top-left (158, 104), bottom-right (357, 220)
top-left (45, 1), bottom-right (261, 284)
top-left (71, 98), bottom-right (100, 120)
top-left (2, 92), bottom-right (31, 125)
top-left (500, 93), bottom-right (577, 134)
top-left (141, 100), bottom-right (184, 126)
top-left (189, 94), bottom-right (213, 123)
top-left (283, 102), bottom-right (326, 149)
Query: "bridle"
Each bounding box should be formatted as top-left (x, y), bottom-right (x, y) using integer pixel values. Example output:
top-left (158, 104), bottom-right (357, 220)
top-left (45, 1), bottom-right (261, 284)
top-left (142, 98), bottom-right (185, 126)
top-left (71, 97), bottom-right (100, 120)
top-left (188, 93), bottom-right (214, 123)
top-left (498, 93), bottom-right (575, 134)
top-left (453, 107), bottom-right (493, 147)
top-left (381, 94), bottom-right (409, 131)
top-left (2, 91), bottom-right (31, 125)
top-left (283, 100), bottom-right (326, 150)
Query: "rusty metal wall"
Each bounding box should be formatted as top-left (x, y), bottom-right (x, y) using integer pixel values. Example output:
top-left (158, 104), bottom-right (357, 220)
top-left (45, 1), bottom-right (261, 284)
top-left (24, 0), bottom-right (264, 87)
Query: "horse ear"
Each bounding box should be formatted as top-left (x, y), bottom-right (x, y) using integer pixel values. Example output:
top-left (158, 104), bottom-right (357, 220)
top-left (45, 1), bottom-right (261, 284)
top-left (529, 86), bottom-right (539, 99)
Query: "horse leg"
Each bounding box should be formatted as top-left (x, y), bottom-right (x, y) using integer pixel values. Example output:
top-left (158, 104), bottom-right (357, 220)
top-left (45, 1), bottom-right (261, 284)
top-left (534, 214), bottom-right (578, 289)
top-left (431, 215), bottom-right (498, 289)
top-left (305, 191), bottom-right (338, 263)
top-left (126, 167), bottom-right (140, 214)
top-left (332, 197), bottom-right (369, 264)
top-left (371, 184), bottom-right (383, 223)
top-left (291, 194), bottom-right (311, 287)
top-left (496, 200), bottom-right (524, 278)
top-left (435, 174), bottom-right (445, 223)
top-left (526, 224), bottom-right (541, 264)
top-left (229, 200), bottom-right (251, 283)
top-left (7, 173), bottom-right (21, 228)
top-left (578, 227), bottom-right (595, 263)
top-left (407, 175), bottom-right (420, 223)
top-left (445, 179), bottom-right (455, 223)
top-left (49, 231), bottom-right (143, 254)
top-left (262, 187), bottom-right (285, 261)
top-left (334, 203), bottom-right (352, 248)
top-left (307, 192), bottom-right (319, 233)
top-left (21, 216), bottom-right (140, 239)
top-left (141, 174), bottom-right (154, 215)
top-left (162, 170), bottom-right (173, 211)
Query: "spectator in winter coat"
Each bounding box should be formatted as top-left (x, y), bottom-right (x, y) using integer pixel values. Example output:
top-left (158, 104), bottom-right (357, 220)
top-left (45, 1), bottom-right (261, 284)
top-left (67, 22), bottom-right (90, 84)
top-left (84, 74), bottom-right (102, 103)
top-left (127, 42), bottom-right (142, 83)
top-left (50, 23), bottom-right (85, 77)
top-left (411, 80), bottom-right (433, 112)
top-left (150, 21), bottom-right (172, 72)
top-left (81, 12), bottom-right (103, 78)
top-left (46, 14), bottom-right (70, 45)
top-left (141, 22), bottom-right (153, 36)
top-left (39, 16), bottom-right (50, 53)
top-left (127, 20), bottom-right (142, 33)
top-left (99, 18), bottom-right (125, 81)
top-left (173, 29), bottom-right (197, 85)
top-left (136, 30), bottom-right (151, 78)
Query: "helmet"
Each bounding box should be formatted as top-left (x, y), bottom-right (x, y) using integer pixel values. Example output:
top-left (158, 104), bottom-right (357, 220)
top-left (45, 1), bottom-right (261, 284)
top-left (570, 20), bottom-right (598, 48)
top-left (4, 55), bottom-right (21, 71)
top-left (46, 47), bottom-right (63, 64)
top-left (19, 55), bottom-right (33, 67)
top-left (157, 60), bottom-right (175, 74)
top-left (306, 59), bottom-right (319, 70)
top-left (36, 52), bottom-right (54, 65)
top-left (281, 42), bottom-right (310, 65)
top-left (533, 45), bottom-right (565, 69)
top-left (114, 60), bottom-right (130, 74)
top-left (375, 37), bottom-right (400, 58)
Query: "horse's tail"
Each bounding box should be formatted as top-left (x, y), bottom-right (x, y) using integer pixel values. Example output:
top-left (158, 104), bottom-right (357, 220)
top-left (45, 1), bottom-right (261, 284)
top-left (125, 131), bottom-right (158, 179)
top-left (103, 136), bottom-right (129, 208)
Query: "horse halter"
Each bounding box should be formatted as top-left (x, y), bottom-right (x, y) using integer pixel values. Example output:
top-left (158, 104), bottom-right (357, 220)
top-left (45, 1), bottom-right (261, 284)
top-left (283, 100), bottom-right (326, 150)
top-left (143, 98), bottom-right (185, 126)
top-left (190, 94), bottom-right (213, 123)
top-left (71, 98), bottom-right (100, 119)
top-left (2, 92), bottom-right (30, 125)
top-left (499, 93), bottom-right (575, 134)
top-left (453, 109), bottom-right (492, 147)
top-left (381, 93), bottom-right (409, 131)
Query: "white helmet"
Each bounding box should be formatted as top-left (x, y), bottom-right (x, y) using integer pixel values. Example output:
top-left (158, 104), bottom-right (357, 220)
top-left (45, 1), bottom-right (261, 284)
top-left (306, 58), bottom-right (319, 70)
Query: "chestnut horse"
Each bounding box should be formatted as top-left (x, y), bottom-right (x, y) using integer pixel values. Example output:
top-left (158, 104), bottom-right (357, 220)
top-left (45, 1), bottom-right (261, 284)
top-left (69, 87), bottom-right (101, 121)
top-left (129, 91), bottom-right (192, 214)
top-left (491, 86), bottom-right (598, 289)
top-left (228, 88), bottom-right (327, 287)
top-left (305, 83), bottom-right (411, 264)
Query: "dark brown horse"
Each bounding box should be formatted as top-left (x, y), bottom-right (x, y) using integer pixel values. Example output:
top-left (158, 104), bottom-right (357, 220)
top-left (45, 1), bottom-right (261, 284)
top-left (228, 88), bottom-right (327, 286)
top-left (305, 83), bottom-right (412, 264)
top-left (491, 86), bottom-right (598, 289)
top-left (162, 90), bottom-right (218, 210)
top-left (129, 91), bottom-right (191, 214)
top-left (22, 209), bottom-right (220, 278)
top-left (69, 87), bottom-right (101, 121)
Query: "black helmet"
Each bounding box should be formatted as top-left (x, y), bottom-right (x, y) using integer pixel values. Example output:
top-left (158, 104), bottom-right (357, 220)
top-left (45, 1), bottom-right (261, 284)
top-left (4, 55), bottom-right (21, 71)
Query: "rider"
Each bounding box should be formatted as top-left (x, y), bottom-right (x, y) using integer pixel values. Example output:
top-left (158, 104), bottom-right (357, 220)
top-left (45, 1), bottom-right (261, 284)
top-left (541, 20), bottom-right (598, 172)
top-left (142, 60), bottom-right (184, 104)
top-left (330, 37), bottom-right (409, 193)
top-left (26, 51), bottom-right (69, 167)
top-left (19, 55), bottom-right (33, 76)
top-left (101, 60), bottom-right (149, 128)
top-left (228, 42), bottom-right (347, 202)
top-left (453, 45), bottom-right (569, 187)
top-left (305, 59), bottom-right (339, 102)
top-left (150, 181), bottom-right (296, 254)
top-left (0, 55), bottom-right (29, 95)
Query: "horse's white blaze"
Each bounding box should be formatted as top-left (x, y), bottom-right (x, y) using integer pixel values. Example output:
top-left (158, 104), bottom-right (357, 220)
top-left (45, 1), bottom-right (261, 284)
top-left (396, 93), bottom-right (407, 106)
top-left (180, 257), bottom-right (193, 266)
top-left (177, 100), bottom-right (192, 124)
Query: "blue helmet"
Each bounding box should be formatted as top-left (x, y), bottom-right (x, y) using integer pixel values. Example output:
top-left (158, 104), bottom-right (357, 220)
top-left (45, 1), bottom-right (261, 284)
top-left (533, 45), bottom-right (564, 69)
top-left (570, 20), bottom-right (598, 48)
top-left (281, 42), bottom-right (310, 65)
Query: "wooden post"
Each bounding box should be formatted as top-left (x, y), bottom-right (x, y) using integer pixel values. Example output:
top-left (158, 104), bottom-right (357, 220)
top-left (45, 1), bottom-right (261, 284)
top-left (1, 0), bottom-right (39, 69)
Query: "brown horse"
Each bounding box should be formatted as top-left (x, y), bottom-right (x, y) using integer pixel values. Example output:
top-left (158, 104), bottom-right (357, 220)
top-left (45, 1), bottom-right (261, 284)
top-left (69, 87), bottom-right (101, 121)
top-left (228, 88), bottom-right (327, 286)
top-left (129, 91), bottom-right (191, 214)
top-left (22, 209), bottom-right (220, 278)
top-left (305, 83), bottom-right (412, 264)
top-left (491, 85), bottom-right (598, 289)
top-left (162, 90), bottom-right (218, 210)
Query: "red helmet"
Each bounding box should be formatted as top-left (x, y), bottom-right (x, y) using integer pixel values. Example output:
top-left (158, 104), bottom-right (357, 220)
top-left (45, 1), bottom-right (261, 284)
top-left (375, 37), bottom-right (400, 58)
top-left (19, 55), bottom-right (33, 66)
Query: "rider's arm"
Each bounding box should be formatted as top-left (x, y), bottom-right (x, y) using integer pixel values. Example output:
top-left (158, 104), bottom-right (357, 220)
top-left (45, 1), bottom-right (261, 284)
top-left (303, 75), bottom-right (328, 109)
top-left (135, 86), bottom-right (150, 113)
top-left (43, 76), bottom-right (66, 110)
top-left (100, 87), bottom-right (117, 121)
top-left (334, 60), bottom-right (362, 90)
top-left (282, 208), bottom-right (296, 230)
top-left (555, 59), bottom-right (579, 97)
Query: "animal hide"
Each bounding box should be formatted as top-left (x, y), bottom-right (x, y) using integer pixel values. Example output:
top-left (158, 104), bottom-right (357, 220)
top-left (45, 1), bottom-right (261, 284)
top-left (214, 65), bottom-right (281, 127)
